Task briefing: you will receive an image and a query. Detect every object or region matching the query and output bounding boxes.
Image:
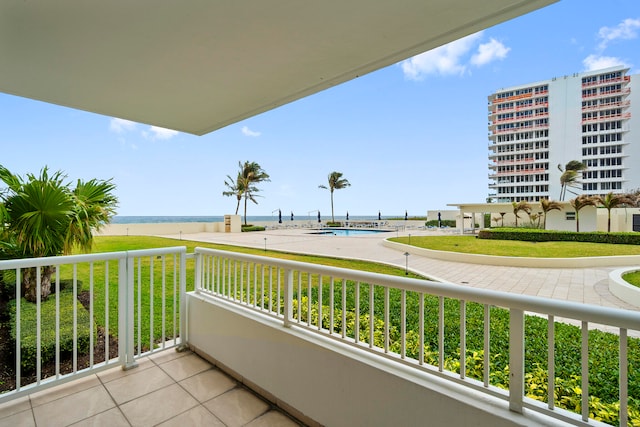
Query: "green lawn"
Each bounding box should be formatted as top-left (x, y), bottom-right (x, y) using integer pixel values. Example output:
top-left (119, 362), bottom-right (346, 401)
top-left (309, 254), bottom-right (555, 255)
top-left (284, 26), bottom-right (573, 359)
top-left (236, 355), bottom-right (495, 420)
top-left (390, 235), bottom-right (640, 257)
top-left (623, 271), bottom-right (640, 288)
top-left (92, 236), bottom-right (426, 278)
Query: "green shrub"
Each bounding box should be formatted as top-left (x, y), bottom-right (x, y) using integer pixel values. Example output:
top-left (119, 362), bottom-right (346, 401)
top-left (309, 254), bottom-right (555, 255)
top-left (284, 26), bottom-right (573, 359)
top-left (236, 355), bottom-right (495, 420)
top-left (425, 220), bottom-right (457, 228)
top-left (241, 225), bottom-right (266, 232)
top-left (9, 287), bottom-right (93, 372)
top-left (478, 228), bottom-right (640, 245)
top-left (326, 222), bottom-right (342, 227)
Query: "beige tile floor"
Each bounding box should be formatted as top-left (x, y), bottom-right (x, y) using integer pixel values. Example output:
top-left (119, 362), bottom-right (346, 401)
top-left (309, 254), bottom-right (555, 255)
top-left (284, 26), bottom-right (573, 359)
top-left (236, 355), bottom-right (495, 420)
top-left (0, 350), bottom-right (302, 427)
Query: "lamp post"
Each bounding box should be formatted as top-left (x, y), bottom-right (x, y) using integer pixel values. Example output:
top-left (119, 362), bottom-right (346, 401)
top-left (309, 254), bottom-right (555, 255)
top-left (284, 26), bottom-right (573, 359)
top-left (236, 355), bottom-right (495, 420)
top-left (408, 233), bottom-right (411, 246)
top-left (264, 237), bottom-right (267, 252)
top-left (179, 231), bottom-right (182, 240)
top-left (404, 252), bottom-right (409, 275)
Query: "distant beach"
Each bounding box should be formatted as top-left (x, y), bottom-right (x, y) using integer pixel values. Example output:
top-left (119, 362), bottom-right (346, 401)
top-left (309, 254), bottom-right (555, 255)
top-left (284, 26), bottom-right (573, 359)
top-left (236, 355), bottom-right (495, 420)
top-left (112, 215), bottom-right (381, 224)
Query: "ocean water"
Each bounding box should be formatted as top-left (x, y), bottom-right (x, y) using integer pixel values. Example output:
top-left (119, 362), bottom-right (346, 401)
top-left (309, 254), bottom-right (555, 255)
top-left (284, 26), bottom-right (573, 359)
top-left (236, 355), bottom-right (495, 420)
top-left (112, 215), bottom-right (381, 224)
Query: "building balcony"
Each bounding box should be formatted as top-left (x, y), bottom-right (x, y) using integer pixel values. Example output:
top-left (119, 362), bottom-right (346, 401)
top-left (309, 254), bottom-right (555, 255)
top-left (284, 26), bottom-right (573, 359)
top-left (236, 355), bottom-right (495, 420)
top-left (581, 75), bottom-right (630, 88)
top-left (581, 112), bottom-right (632, 124)
top-left (491, 123), bottom-right (549, 135)
top-left (1, 247), bottom-right (638, 426)
top-left (581, 100), bottom-right (630, 112)
top-left (582, 87), bottom-right (631, 100)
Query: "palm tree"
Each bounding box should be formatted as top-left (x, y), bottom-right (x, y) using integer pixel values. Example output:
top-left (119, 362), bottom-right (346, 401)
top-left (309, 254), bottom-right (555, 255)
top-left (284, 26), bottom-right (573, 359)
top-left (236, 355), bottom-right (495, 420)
top-left (498, 212), bottom-right (506, 227)
top-left (569, 194), bottom-right (596, 232)
top-left (558, 161), bottom-right (587, 201)
top-left (595, 192), bottom-right (634, 232)
top-left (318, 172), bottom-right (351, 223)
top-left (511, 200), bottom-right (531, 227)
top-left (0, 165), bottom-right (117, 302)
top-left (222, 172), bottom-right (244, 215)
top-left (539, 198), bottom-right (562, 230)
top-left (234, 161), bottom-right (270, 226)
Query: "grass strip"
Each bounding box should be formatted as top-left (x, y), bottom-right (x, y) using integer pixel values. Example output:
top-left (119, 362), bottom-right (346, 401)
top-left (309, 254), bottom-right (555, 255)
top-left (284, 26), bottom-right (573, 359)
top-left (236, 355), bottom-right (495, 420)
top-left (390, 235), bottom-right (640, 258)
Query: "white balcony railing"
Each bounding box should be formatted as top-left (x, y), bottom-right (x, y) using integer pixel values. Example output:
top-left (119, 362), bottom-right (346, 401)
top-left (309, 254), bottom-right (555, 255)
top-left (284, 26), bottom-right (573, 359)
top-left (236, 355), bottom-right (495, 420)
top-left (1, 246), bottom-right (639, 426)
top-left (0, 247), bottom-right (187, 402)
top-left (192, 247), bottom-right (640, 427)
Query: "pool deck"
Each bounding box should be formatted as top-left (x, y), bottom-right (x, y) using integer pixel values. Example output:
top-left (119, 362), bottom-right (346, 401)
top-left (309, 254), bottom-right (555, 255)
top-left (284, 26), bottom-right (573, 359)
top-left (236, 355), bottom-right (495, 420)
top-left (160, 228), bottom-right (639, 312)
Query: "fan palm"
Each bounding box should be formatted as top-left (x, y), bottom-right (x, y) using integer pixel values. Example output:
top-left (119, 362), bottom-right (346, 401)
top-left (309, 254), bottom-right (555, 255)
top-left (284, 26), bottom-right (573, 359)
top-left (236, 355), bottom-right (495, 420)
top-left (569, 194), bottom-right (596, 232)
top-left (319, 172), bottom-right (351, 223)
top-left (595, 192), bottom-right (634, 232)
top-left (0, 165), bottom-right (117, 302)
top-left (511, 201), bottom-right (531, 227)
top-left (539, 198), bottom-right (562, 230)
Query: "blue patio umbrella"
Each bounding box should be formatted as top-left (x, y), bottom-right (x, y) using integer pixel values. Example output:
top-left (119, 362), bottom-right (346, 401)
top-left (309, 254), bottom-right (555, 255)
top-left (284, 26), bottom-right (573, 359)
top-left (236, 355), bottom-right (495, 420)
top-left (318, 211), bottom-right (321, 223)
top-left (405, 210), bottom-right (408, 221)
top-left (291, 211), bottom-right (294, 221)
top-left (278, 209), bottom-right (282, 223)
top-left (346, 211), bottom-right (349, 221)
top-left (378, 211), bottom-right (381, 221)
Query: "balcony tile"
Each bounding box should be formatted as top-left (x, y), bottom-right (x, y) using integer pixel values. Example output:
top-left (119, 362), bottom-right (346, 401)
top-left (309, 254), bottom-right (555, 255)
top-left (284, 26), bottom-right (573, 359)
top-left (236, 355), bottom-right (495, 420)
top-left (148, 348), bottom-right (189, 365)
top-left (0, 395), bottom-right (31, 419)
top-left (159, 353), bottom-right (211, 381)
top-left (179, 368), bottom-right (236, 402)
top-left (119, 382), bottom-right (198, 426)
top-left (97, 357), bottom-right (155, 383)
top-left (156, 404), bottom-right (225, 426)
top-left (104, 365), bottom-right (175, 405)
top-left (246, 410), bottom-right (301, 427)
top-left (32, 384), bottom-right (115, 427)
top-left (69, 407), bottom-right (129, 426)
top-left (30, 374), bottom-right (101, 407)
top-left (204, 388), bottom-right (269, 427)
top-left (0, 408), bottom-right (35, 427)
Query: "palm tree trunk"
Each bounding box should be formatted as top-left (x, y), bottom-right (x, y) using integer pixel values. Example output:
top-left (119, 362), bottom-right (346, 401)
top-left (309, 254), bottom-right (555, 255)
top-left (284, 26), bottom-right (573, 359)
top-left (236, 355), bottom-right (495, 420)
top-left (243, 194), bottom-right (248, 225)
top-left (607, 209), bottom-right (611, 232)
top-left (330, 191), bottom-right (335, 222)
top-left (21, 266), bottom-right (54, 302)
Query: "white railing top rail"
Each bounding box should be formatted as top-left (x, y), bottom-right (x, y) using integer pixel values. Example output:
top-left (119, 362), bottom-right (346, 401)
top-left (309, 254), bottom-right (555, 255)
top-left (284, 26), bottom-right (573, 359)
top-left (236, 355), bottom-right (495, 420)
top-left (194, 247), bottom-right (640, 330)
top-left (0, 246), bottom-right (187, 270)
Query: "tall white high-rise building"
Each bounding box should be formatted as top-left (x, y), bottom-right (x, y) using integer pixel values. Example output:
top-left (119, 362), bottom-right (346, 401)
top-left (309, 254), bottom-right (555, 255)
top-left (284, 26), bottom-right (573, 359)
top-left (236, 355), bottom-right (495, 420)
top-left (488, 66), bottom-right (639, 202)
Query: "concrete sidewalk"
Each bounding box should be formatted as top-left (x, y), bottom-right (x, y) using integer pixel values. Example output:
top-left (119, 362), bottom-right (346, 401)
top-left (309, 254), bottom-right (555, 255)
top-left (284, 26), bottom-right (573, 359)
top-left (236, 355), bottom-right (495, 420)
top-left (162, 228), bottom-right (638, 312)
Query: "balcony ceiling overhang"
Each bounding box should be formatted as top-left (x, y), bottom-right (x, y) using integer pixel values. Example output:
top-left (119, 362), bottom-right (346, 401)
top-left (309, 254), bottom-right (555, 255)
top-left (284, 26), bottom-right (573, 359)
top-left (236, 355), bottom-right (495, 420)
top-left (0, 0), bottom-right (556, 136)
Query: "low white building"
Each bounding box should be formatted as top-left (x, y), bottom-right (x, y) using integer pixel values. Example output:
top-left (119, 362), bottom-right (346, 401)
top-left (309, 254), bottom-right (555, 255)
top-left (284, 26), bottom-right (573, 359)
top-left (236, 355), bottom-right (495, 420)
top-left (448, 202), bottom-right (600, 233)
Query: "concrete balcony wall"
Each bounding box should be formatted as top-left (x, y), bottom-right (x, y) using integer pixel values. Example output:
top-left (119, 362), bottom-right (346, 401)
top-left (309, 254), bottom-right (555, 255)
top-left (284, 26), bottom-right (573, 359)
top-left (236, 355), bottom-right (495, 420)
top-left (187, 293), bottom-right (552, 427)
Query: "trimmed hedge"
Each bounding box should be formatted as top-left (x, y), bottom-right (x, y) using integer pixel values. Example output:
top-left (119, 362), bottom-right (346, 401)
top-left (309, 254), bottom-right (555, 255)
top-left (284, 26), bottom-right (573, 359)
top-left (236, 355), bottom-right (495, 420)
top-left (241, 225), bottom-right (266, 232)
top-left (425, 220), bottom-right (457, 228)
top-left (479, 228), bottom-right (640, 245)
top-left (9, 285), bottom-right (93, 372)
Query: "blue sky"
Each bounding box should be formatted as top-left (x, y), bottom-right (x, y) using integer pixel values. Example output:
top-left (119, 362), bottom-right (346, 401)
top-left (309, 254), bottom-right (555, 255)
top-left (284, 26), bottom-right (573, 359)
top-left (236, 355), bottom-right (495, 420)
top-left (1, 0), bottom-right (639, 218)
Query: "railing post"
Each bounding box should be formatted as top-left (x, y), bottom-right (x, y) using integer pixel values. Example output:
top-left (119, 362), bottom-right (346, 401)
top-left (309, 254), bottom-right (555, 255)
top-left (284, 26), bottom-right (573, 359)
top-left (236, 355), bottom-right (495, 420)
top-left (118, 255), bottom-right (137, 370)
top-left (283, 268), bottom-right (293, 327)
top-left (509, 308), bottom-right (524, 413)
top-left (194, 251), bottom-right (202, 292)
top-left (179, 249), bottom-right (187, 349)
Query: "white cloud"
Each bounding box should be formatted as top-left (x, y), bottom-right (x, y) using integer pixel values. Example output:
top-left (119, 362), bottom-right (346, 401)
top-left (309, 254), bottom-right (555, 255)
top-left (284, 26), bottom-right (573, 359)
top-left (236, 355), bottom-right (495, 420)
top-left (582, 54), bottom-right (630, 71)
top-left (144, 126), bottom-right (179, 140)
top-left (241, 126), bottom-right (261, 137)
top-left (401, 32), bottom-right (483, 80)
top-left (470, 38), bottom-right (510, 66)
top-left (597, 18), bottom-right (640, 50)
top-left (109, 118), bottom-right (137, 133)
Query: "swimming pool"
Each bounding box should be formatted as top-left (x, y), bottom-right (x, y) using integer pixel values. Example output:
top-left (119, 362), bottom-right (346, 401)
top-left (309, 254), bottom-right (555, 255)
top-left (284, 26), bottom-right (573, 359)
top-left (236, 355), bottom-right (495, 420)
top-left (308, 228), bottom-right (391, 236)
